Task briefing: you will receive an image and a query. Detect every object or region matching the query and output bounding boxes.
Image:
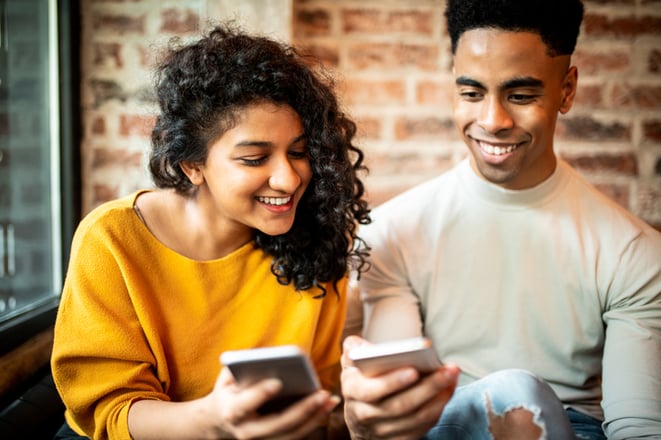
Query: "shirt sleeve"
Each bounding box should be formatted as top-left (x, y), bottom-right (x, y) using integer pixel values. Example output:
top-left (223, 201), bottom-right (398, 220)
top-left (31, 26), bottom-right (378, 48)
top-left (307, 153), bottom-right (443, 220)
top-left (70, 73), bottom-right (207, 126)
top-left (601, 227), bottom-right (661, 439)
top-left (358, 215), bottom-right (425, 343)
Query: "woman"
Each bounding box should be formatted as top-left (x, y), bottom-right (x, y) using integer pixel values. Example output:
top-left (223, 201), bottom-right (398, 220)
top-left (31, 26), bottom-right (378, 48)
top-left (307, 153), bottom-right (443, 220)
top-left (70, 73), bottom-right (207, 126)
top-left (52, 22), bottom-right (370, 440)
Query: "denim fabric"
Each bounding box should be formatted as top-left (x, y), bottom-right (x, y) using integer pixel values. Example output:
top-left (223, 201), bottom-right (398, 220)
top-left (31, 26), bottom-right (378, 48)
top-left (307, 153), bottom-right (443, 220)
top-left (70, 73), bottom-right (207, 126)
top-left (423, 369), bottom-right (578, 440)
top-left (567, 407), bottom-right (606, 440)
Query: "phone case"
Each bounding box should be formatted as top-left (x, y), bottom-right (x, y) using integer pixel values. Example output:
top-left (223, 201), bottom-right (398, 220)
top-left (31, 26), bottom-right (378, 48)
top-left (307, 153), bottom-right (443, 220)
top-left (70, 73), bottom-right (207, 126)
top-left (220, 345), bottom-right (321, 414)
top-left (349, 337), bottom-right (442, 376)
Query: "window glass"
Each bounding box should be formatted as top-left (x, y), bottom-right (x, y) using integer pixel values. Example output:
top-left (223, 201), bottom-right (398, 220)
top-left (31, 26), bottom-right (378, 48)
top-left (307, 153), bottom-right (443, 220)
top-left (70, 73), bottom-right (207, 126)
top-left (0, 0), bottom-right (61, 324)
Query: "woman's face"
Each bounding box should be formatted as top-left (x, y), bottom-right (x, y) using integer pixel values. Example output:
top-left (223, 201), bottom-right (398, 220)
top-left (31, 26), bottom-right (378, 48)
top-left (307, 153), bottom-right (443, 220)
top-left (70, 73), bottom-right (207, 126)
top-left (184, 102), bottom-right (312, 237)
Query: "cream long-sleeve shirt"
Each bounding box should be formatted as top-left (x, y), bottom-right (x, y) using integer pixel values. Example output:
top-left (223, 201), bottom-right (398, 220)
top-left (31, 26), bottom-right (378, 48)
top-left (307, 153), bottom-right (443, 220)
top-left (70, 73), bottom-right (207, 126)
top-left (52, 191), bottom-right (347, 440)
top-left (358, 159), bottom-right (661, 439)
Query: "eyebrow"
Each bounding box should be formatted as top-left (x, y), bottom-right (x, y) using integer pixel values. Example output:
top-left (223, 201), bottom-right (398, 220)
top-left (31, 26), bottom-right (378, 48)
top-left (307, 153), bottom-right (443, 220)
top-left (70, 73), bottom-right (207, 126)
top-left (235, 133), bottom-right (306, 148)
top-left (455, 75), bottom-right (544, 90)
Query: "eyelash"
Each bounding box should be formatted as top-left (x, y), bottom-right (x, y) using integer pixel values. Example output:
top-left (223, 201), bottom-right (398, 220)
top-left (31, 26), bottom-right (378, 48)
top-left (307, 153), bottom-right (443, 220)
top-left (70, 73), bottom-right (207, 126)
top-left (459, 90), bottom-right (538, 104)
top-left (241, 150), bottom-right (308, 167)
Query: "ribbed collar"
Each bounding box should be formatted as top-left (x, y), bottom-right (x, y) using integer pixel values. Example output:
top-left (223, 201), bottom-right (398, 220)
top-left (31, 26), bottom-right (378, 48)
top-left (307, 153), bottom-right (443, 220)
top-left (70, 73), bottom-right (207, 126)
top-left (458, 157), bottom-right (569, 209)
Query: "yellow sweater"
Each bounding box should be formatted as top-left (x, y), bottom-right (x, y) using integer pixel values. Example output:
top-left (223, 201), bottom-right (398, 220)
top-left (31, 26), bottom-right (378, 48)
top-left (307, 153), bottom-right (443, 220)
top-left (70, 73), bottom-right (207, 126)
top-left (51, 191), bottom-right (347, 440)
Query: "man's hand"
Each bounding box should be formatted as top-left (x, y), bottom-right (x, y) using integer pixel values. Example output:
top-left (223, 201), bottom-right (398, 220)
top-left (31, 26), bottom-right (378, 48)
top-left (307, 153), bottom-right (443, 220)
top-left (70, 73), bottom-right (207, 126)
top-left (341, 335), bottom-right (460, 439)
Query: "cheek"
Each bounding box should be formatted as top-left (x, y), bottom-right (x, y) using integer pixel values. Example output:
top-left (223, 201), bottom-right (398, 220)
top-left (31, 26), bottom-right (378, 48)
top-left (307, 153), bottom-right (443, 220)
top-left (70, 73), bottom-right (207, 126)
top-left (452, 103), bottom-right (473, 129)
top-left (297, 160), bottom-right (313, 188)
top-left (518, 108), bottom-right (554, 135)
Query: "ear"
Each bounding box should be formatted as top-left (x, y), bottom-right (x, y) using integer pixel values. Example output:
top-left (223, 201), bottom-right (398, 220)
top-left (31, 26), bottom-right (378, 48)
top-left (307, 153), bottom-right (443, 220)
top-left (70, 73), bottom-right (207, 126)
top-left (180, 160), bottom-right (205, 186)
top-left (559, 66), bottom-right (578, 114)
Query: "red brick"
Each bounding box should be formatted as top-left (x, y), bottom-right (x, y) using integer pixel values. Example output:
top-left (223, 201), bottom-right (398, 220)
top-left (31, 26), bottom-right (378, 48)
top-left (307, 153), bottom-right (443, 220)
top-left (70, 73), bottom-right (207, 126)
top-left (354, 117), bottom-right (381, 139)
top-left (643, 120), bottom-right (661, 143)
top-left (160, 8), bottom-right (199, 34)
top-left (91, 115), bottom-right (106, 135)
top-left (296, 42), bottom-right (340, 68)
top-left (92, 13), bottom-right (145, 34)
top-left (138, 44), bottom-right (159, 69)
top-left (294, 8), bottom-right (331, 37)
top-left (416, 79), bottom-right (455, 106)
top-left (92, 184), bottom-right (119, 209)
top-left (347, 42), bottom-right (439, 71)
top-left (91, 147), bottom-right (144, 168)
top-left (365, 152), bottom-right (452, 177)
top-left (342, 9), bottom-right (433, 36)
top-left (556, 116), bottom-right (631, 142)
top-left (342, 78), bottom-right (406, 105)
top-left (611, 83), bottom-right (661, 109)
top-left (583, 13), bottom-right (661, 38)
top-left (593, 183), bottom-right (630, 209)
top-left (565, 153), bottom-right (638, 176)
top-left (573, 48), bottom-right (631, 75)
top-left (92, 43), bottom-right (123, 68)
top-left (119, 114), bottom-right (155, 137)
top-left (573, 84), bottom-right (604, 108)
top-left (649, 49), bottom-right (661, 74)
top-left (88, 79), bottom-right (126, 108)
top-left (635, 183), bottom-right (661, 222)
top-left (394, 116), bottom-right (458, 141)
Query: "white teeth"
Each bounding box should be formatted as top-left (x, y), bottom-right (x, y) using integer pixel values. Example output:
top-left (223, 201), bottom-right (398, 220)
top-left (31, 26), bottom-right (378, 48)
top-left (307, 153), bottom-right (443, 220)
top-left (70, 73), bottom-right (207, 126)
top-left (479, 141), bottom-right (517, 156)
top-left (257, 196), bottom-right (291, 206)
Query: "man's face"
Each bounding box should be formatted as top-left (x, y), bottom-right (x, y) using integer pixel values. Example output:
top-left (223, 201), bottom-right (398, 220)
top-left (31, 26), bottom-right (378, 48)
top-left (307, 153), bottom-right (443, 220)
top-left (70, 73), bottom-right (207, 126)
top-left (452, 29), bottom-right (577, 190)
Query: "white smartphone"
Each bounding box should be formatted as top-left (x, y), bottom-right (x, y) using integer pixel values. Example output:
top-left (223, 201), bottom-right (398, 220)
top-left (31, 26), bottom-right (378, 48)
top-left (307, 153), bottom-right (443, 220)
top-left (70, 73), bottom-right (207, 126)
top-left (220, 345), bottom-right (321, 414)
top-left (348, 337), bottom-right (442, 376)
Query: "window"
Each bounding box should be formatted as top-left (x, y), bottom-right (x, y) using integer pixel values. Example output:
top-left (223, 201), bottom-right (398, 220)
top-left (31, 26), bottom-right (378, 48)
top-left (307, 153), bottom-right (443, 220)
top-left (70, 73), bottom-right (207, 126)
top-left (0, 0), bottom-right (79, 353)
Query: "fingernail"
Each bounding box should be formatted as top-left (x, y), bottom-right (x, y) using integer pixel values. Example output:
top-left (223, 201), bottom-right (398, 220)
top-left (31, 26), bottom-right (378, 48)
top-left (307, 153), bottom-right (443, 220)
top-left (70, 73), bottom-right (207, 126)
top-left (329, 395), bottom-right (341, 409)
top-left (399, 368), bottom-right (418, 384)
top-left (265, 378), bottom-right (282, 392)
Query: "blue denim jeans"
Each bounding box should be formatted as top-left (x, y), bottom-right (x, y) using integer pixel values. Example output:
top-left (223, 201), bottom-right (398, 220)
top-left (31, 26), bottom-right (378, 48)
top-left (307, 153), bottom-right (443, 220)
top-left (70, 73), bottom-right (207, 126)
top-left (567, 407), bottom-right (606, 440)
top-left (423, 369), bottom-right (604, 440)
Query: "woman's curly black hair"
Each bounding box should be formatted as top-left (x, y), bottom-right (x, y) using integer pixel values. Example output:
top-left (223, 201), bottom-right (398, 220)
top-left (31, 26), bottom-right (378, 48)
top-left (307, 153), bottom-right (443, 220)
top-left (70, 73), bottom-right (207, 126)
top-left (445, 0), bottom-right (584, 56)
top-left (149, 22), bottom-right (371, 296)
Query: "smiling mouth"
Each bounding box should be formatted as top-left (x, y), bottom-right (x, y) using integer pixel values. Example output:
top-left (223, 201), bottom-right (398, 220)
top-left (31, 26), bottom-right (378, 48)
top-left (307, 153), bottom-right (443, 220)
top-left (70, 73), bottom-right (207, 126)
top-left (477, 140), bottom-right (521, 156)
top-left (256, 196), bottom-right (292, 206)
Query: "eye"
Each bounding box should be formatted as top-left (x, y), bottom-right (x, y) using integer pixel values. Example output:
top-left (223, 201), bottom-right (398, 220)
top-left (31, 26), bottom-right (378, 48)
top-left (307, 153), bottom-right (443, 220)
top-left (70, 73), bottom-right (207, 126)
top-left (509, 92), bottom-right (539, 104)
top-left (288, 150), bottom-right (308, 160)
top-left (459, 90), bottom-right (484, 101)
top-left (240, 156), bottom-right (267, 166)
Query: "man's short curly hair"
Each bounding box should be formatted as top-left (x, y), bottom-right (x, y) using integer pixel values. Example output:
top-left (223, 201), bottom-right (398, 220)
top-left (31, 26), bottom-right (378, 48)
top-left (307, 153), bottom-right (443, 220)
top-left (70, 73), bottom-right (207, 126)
top-left (445, 0), bottom-right (584, 56)
top-left (149, 22), bottom-right (371, 295)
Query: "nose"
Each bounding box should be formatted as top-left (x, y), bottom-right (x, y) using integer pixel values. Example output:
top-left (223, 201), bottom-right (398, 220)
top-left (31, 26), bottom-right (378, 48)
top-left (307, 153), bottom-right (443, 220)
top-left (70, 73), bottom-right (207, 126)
top-left (478, 96), bottom-right (514, 133)
top-left (268, 157), bottom-right (302, 192)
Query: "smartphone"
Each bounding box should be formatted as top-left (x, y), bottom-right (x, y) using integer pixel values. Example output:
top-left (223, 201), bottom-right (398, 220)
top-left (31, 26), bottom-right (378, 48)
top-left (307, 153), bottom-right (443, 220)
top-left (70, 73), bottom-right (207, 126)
top-left (220, 345), bottom-right (321, 414)
top-left (348, 337), bottom-right (442, 376)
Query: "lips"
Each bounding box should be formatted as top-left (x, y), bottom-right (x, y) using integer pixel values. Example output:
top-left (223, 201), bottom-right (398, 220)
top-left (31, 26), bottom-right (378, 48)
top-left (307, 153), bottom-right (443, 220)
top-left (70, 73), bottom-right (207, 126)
top-left (477, 140), bottom-right (520, 156)
top-left (256, 195), bottom-right (292, 206)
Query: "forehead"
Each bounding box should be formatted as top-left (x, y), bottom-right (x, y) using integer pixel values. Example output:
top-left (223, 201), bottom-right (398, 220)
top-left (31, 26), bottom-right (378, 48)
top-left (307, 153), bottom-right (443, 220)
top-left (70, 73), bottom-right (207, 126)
top-left (453, 28), bottom-right (566, 84)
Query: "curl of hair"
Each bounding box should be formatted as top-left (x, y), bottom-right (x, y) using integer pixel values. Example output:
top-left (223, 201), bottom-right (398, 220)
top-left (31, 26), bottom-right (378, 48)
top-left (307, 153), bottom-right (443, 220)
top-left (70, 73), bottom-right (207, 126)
top-left (149, 22), bottom-right (371, 295)
top-left (445, 0), bottom-right (584, 56)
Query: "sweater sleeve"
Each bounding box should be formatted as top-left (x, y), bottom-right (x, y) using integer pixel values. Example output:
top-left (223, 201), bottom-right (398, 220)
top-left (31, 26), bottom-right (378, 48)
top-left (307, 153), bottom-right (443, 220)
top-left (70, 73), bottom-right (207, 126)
top-left (52, 207), bottom-right (167, 440)
top-left (601, 227), bottom-right (661, 439)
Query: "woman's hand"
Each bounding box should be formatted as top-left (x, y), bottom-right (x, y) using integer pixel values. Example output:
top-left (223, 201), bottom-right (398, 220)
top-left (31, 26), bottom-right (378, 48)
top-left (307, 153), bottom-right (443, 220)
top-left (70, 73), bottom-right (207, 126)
top-left (128, 366), bottom-right (339, 440)
top-left (208, 367), bottom-right (340, 439)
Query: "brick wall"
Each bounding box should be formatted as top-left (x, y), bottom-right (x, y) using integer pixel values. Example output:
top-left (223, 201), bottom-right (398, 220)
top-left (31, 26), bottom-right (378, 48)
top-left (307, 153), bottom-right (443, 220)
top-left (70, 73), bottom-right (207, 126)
top-left (80, 0), bottom-right (661, 229)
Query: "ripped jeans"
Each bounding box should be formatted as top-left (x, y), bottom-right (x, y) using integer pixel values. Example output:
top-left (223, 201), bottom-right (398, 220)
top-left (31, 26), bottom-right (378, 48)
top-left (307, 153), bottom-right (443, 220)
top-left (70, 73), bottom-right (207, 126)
top-left (423, 369), bottom-right (604, 440)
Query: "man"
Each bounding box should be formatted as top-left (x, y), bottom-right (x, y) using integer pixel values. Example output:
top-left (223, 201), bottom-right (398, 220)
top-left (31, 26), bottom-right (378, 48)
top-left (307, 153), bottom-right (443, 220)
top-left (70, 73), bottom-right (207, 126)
top-left (340, 0), bottom-right (661, 438)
